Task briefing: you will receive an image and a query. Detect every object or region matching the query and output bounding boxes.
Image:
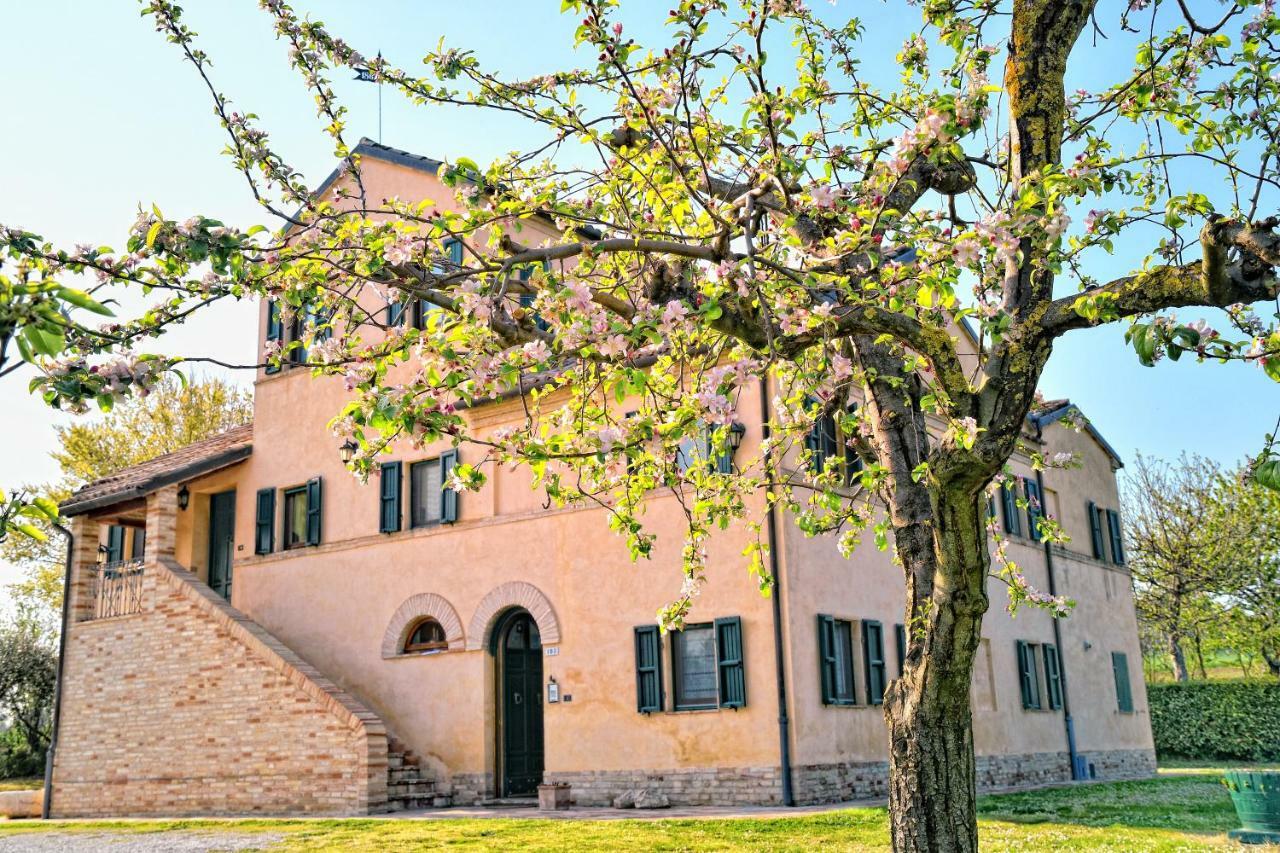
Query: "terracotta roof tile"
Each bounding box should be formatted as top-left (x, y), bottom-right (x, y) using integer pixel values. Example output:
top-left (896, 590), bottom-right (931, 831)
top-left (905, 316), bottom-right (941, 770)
top-left (61, 423), bottom-right (253, 516)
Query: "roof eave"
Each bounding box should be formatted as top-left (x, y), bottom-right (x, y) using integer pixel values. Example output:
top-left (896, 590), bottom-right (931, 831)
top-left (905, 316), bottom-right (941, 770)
top-left (60, 445), bottom-right (253, 517)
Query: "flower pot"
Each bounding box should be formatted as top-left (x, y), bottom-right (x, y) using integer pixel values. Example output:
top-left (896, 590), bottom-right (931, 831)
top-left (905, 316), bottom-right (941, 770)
top-left (1223, 770), bottom-right (1280, 844)
top-left (538, 782), bottom-right (571, 811)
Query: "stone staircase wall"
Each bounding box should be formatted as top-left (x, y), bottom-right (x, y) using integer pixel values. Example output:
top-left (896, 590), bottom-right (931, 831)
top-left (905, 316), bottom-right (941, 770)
top-left (50, 557), bottom-right (390, 817)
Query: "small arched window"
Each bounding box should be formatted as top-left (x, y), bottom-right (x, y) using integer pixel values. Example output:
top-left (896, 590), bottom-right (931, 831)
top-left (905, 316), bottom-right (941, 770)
top-left (404, 618), bottom-right (448, 654)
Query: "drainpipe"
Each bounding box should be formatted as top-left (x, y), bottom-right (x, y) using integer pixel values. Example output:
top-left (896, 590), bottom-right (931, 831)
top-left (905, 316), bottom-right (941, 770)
top-left (43, 522), bottom-right (75, 819)
top-left (1032, 420), bottom-right (1082, 781)
top-left (759, 377), bottom-right (795, 806)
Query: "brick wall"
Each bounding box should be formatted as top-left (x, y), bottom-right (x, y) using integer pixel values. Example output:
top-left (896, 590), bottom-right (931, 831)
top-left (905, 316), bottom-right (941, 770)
top-left (49, 553), bottom-right (389, 817)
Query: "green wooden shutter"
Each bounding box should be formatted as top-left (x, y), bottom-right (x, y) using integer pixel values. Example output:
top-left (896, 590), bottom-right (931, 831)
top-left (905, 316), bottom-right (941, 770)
top-left (1043, 644), bottom-right (1063, 710)
top-left (265, 300), bottom-right (283, 374)
top-left (1025, 479), bottom-right (1043, 542)
top-left (1000, 483), bottom-right (1022, 536)
top-left (130, 528), bottom-right (147, 561)
top-left (818, 615), bottom-right (837, 705)
top-left (254, 488), bottom-right (275, 555)
top-left (1112, 651), bottom-right (1134, 712)
top-left (987, 494), bottom-right (997, 522)
top-left (895, 623), bottom-right (907, 677)
top-left (305, 477), bottom-right (323, 546)
top-left (715, 616), bottom-right (746, 708)
top-left (379, 461), bottom-right (402, 533)
top-left (1087, 500), bottom-right (1105, 559)
top-left (447, 238), bottom-right (464, 264)
top-left (105, 525), bottom-right (126, 563)
top-left (634, 625), bottom-right (663, 713)
top-left (1017, 640), bottom-right (1042, 709)
top-left (863, 620), bottom-right (886, 705)
top-left (440, 449), bottom-right (459, 523)
top-left (1106, 509), bottom-right (1125, 565)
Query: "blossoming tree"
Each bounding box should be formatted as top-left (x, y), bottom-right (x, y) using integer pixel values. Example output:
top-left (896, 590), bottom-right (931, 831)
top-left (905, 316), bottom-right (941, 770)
top-left (3, 0), bottom-right (1280, 848)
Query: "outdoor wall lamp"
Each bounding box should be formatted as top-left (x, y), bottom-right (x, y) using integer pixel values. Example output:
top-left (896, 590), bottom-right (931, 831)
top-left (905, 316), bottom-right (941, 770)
top-left (339, 439), bottom-right (359, 465)
top-left (177, 485), bottom-right (190, 511)
top-left (96, 544), bottom-right (109, 565)
top-left (727, 422), bottom-right (746, 456)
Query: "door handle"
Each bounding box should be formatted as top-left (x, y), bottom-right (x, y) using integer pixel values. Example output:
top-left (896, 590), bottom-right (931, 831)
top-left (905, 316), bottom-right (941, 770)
top-left (513, 692), bottom-right (522, 705)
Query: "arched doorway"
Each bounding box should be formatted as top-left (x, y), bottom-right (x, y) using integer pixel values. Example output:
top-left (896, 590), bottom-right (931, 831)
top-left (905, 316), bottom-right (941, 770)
top-left (492, 608), bottom-right (544, 796)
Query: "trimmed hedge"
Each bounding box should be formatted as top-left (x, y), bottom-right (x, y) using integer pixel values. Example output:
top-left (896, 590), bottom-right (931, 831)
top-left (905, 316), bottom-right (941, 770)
top-left (1149, 679), bottom-right (1280, 761)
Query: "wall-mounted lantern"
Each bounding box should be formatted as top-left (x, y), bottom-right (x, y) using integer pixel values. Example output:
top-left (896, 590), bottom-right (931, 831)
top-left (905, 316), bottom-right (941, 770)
top-left (177, 485), bottom-right (190, 511)
top-left (339, 439), bottom-right (359, 465)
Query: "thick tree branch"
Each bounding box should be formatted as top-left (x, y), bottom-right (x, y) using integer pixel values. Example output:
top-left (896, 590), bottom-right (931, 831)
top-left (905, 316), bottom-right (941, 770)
top-left (1039, 216), bottom-right (1280, 336)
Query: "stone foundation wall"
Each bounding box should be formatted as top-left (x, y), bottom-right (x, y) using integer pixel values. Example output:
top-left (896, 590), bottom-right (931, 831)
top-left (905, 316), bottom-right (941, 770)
top-left (792, 748), bottom-right (1156, 804)
top-left (544, 766), bottom-right (784, 807)
top-left (1080, 748), bottom-right (1157, 781)
top-left (552, 749), bottom-right (1158, 807)
top-left (50, 555), bottom-right (389, 817)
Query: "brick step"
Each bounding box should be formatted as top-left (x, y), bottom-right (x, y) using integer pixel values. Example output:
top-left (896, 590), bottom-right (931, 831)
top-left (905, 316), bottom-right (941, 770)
top-left (389, 781), bottom-right (435, 797)
top-left (383, 743), bottom-right (449, 811)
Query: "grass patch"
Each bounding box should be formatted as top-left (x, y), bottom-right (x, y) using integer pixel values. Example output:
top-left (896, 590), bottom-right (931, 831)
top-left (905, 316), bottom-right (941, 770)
top-left (0, 771), bottom-right (1251, 851)
top-left (0, 778), bottom-right (42, 792)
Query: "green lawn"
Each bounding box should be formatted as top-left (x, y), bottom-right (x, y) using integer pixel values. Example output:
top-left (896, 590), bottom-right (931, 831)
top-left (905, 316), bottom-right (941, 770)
top-left (0, 769), bottom-right (1262, 851)
top-left (0, 778), bottom-right (41, 792)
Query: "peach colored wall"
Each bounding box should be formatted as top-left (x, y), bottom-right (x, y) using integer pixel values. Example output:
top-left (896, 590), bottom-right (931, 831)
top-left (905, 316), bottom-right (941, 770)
top-left (162, 152), bottom-right (1150, 797)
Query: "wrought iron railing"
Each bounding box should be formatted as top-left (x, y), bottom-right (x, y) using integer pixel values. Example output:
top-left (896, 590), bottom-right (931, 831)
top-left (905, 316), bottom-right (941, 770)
top-left (88, 559), bottom-right (145, 620)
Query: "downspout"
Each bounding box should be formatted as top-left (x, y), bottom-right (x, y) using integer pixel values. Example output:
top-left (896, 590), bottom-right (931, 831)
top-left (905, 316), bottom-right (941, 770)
top-left (1032, 419), bottom-right (1082, 781)
top-left (43, 522), bottom-right (75, 819)
top-left (760, 376), bottom-right (795, 806)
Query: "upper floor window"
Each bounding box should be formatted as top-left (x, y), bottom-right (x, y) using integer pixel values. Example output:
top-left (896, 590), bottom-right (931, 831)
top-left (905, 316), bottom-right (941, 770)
top-left (671, 623), bottom-right (718, 710)
top-left (404, 618), bottom-right (448, 654)
top-left (408, 239), bottom-right (464, 330)
top-left (817, 615), bottom-right (857, 706)
top-left (807, 403), bottom-right (863, 487)
top-left (282, 486), bottom-right (309, 549)
top-left (409, 450), bottom-right (459, 528)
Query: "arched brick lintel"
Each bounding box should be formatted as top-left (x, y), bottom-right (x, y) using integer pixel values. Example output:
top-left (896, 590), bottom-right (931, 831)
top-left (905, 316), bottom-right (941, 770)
top-left (381, 593), bottom-right (466, 658)
top-left (466, 581), bottom-right (561, 651)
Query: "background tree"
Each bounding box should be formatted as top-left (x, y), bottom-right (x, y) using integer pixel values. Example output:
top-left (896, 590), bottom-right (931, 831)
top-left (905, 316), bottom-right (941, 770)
top-left (1124, 455), bottom-right (1253, 682)
top-left (4, 1), bottom-right (1280, 849)
top-left (2, 374), bottom-right (251, 627)
top-left (1218, 471), bottom-right (1280, 675)
top-left (0, 623), bottom-right (56, 778)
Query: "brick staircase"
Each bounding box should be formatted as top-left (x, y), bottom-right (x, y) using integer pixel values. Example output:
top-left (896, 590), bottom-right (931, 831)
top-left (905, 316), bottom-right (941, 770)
top-left (385, 738), bottom-right (451, 812)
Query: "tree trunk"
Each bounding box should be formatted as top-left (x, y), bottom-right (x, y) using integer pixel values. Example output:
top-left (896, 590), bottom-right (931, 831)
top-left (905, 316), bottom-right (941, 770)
top-left (885, 488), bottom-right (990, 852)
top-left (1168, 632), bottom-right (1189, 682)
top-left (1193, 633), bottom-right (1208, 680)
top-left (1263, 645), bottom-right (1280, 677)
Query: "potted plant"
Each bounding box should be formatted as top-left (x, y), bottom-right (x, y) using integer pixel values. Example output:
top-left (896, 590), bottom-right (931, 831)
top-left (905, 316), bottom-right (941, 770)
top-left (1223, 770), bottom-right (1280, 844)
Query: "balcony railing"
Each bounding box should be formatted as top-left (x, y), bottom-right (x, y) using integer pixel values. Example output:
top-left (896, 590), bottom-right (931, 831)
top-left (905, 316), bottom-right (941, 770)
top-left (88, 560), bottom-right (145, 620)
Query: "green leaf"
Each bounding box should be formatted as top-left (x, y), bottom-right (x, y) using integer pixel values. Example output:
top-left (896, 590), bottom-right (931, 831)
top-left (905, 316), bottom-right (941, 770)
top-left (146, 220), bottom-right (163, 249)
top-left (58, 287), bottom-right (115, 317)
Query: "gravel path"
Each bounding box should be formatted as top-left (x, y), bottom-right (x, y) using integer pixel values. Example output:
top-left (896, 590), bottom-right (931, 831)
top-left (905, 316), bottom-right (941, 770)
top-left (0, 832), bottom-right (282, 852)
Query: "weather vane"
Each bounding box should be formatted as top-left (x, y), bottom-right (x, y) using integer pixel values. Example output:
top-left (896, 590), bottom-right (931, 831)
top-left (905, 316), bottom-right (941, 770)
top-left (354, 50), bottom-right (383, 143)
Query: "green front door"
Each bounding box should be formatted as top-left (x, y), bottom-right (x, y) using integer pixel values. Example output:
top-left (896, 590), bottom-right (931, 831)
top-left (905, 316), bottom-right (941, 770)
top-left (500, 612), bottom-right (544, 796)
top-left (207, 490), bottom-right (236, 601)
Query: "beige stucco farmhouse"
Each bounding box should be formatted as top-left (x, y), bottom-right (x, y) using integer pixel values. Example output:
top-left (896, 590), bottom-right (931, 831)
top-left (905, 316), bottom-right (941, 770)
top-left (46, 140), bottom-right (1154, 817)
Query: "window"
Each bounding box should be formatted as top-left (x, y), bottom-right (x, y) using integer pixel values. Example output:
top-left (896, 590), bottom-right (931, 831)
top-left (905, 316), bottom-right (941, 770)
top-left (283, 486), bottom-right (309, 549)
top-left (409, 450), bottom-right (459, 527)
top-left (1087, 500), bottom-right (1106, 559)
top-left (862, 620), bottom-right (887, 705)
top-left (806, 404), bottom-right (863, 487)
top-left (403, 618), bottom-right (448, 654)
top-left (515, 262), bottom-right (550, 331)
top-left (1016, 640), bottom-right (1043, 710)
top-left (1105, 508), bottom-right (1126, 565)
top-left (265, 299), bottom-right (283, 374)
top-left (1112, 651), bottom-right (1134, 712)
top-left (281, 478), bottom-right (322, 550)
top-left (254, 488), bottom-right (275, 554)
top-left (634, 625), bottom-right (664, 713)
top-left (1043, 643), bottom-right (1063, 711)
top-left (676, 423), bottom-right (735, 476)
top-left (379, 461), bottom-right (402, 533)
top-left (1024, 478), bottom-right (1043, 542)
top-left (413, 239), bottom-right (464, 330)
top-left (672, 623), bottom-right (718, 710)
top-left (894, 623), bottom-right (907, 678)
top-left (130, 528), bottom-right (146, 561)
top-left (1000, 481), bottom-right (1023, 537)
top-left (818, 615), bottom-right (857, 706)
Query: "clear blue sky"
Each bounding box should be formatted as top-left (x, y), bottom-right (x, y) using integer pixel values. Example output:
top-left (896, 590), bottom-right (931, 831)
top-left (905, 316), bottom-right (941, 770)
top-left (0, 1), bottom-right (1269, 590)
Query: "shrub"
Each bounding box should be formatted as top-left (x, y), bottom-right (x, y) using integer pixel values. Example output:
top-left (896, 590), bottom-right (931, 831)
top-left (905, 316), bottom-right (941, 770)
top-left (0, 728), bottom-right (44, 779)
top-left (1148, 679), bottom-right (1280, 761)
